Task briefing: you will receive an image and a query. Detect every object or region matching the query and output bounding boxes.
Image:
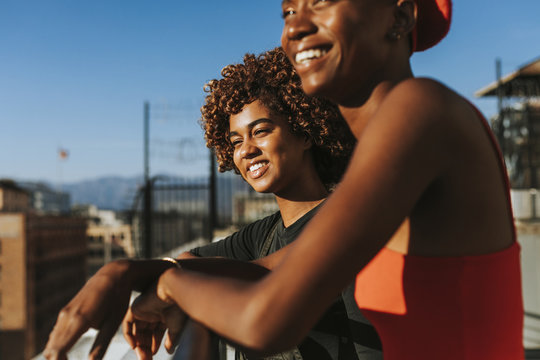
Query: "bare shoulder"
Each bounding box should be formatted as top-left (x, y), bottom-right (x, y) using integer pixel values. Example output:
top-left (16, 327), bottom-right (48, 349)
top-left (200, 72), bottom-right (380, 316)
top-left (349, 77), bottom-right (483, 187)
top-left (373, 77), bottom-right (479, 141)
top-left (386, 77), bottom-right (470, 118)
top-left (391, 77), bottom-right (461, 101)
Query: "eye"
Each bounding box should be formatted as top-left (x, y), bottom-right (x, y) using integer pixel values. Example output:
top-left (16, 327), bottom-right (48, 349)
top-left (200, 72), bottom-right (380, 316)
top-left (253, 127), bottom-right (271, 137)
top-left (281, 8), bottom-right (295, 19)
top-left (313, 0), bottom-right (333, 7)
top-left (230, 138), bottom-right (242, 147)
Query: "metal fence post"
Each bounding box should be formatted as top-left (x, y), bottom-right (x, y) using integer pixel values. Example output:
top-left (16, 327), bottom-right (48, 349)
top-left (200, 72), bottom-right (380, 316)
top-left (143, 179), bottom-right (153, 258)
top-left (208, 150), bottom-right (217, 242)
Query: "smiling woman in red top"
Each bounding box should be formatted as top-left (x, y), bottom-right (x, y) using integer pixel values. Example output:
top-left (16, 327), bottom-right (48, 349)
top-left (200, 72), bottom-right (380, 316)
top-left (126, 1), bottom-right (523, 358)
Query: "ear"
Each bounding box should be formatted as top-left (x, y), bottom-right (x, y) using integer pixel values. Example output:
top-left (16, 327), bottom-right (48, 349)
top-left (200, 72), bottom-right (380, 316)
top-left (302, 133), bottom-right (313, 150)
top-left (388, 0), bottom-right (417, 42)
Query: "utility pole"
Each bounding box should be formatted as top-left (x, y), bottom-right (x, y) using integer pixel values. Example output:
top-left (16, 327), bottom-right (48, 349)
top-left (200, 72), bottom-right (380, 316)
top-left (495, 58), bottom-right (507, 158)
top-left (143, 101), bottom-right (153, 258)
top-left (496, 58), bottom-right (503, 117)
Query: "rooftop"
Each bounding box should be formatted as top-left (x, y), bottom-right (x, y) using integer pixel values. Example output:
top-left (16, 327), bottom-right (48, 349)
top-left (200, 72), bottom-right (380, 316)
top-left (476, 57), bottom-right (540, 98)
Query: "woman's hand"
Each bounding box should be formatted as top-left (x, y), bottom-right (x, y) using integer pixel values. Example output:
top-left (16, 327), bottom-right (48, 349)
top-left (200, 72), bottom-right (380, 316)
top-left (43, 259), bottom-right (177, 360)
top-left (125, 275), bottom-right (187, 359)
top-left (43, 261), bottom-right (133, 360)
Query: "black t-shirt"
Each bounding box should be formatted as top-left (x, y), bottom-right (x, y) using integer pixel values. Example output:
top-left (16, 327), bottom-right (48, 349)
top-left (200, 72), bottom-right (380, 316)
top-left (191, 204), bottom-right (382, 360)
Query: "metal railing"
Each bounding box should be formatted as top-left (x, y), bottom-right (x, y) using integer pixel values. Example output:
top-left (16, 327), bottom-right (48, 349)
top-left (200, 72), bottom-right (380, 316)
top-left (173, 320), bottom-right (218, 360)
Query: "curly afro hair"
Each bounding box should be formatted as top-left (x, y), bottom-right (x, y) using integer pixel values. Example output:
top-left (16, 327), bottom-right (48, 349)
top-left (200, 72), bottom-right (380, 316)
top-left (200, 47), bottom-right (355, 190)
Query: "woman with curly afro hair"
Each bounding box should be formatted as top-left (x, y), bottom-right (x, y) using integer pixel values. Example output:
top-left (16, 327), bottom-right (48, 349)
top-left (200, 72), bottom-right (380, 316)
top-left (44, 47), bottom-right (381, 360)
top-left (200, 46), bottom-right (355, 191)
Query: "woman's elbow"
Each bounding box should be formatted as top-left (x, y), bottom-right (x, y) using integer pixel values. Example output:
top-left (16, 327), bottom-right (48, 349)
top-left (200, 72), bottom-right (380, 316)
top-left (238, 296), bottom-right (303, 355)
top-left (240, 323), bottom-right (301, 356)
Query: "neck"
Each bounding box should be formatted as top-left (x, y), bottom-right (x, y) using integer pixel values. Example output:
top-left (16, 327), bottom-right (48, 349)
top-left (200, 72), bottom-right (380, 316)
top-left (275, 196), bottom-right (326, 228)
top-left (272, 151), bottom-right (328, 227)
top-left (339, 60), bottom-right (414, 138)
top-left (338, 81), bottom-right (394, 137)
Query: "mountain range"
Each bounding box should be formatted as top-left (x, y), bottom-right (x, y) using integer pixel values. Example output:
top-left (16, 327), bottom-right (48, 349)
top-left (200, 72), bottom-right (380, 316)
top-left (13, 172), bottom-right (251, 212)
top-left (62, 175), bottom-right (144, 210)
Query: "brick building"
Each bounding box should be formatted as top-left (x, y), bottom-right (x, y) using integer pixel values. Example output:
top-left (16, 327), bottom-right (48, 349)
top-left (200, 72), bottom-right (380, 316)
top-left (0, 182), bottom-right (87, 360)
top-left (0, 179), bottom-right (30, 212)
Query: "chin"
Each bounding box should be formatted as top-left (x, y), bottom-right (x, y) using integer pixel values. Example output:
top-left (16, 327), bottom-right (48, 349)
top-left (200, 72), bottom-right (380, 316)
top-left (300, 75), bottom-right (335, 99)
top-left (254, 188), bottom-right (273, 195)
top-left (250, 183), bottom-right (273, 194)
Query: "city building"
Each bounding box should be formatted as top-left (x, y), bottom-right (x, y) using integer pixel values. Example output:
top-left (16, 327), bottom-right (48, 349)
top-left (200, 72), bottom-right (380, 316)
top-left (0, 179), bottom-right (30, 212)
top-left (18, 182), bottom-right (71, 215)
top-left (73, 204), bottom-right (134, 276)
top-left (0, 182), bottom-right (87, 360)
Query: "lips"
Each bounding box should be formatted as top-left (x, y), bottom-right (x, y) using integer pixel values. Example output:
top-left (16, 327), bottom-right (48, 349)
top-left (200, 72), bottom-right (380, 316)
top-left (295, 47), bottom-right (329, 64)
top-left (293, 43), bottom-right (332, 64)
top-left (247, 161), bottom-right (269, 179)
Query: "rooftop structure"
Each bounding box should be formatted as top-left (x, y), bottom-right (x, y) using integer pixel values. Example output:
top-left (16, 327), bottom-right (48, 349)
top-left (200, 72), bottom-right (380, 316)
top-left (476, 57), bottom-right (540, 189)
top-left (475, 57), bottom-right (540, 98)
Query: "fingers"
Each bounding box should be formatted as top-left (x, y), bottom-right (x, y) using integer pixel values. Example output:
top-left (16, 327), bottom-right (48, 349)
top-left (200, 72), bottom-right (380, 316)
top-left (152, 323), bottom-right (166, 355)
top-left (123, 307), bottom-right (161, 351)
top-left (42, 349), bottom-right (67, 360)
top-left (129, 307), bottom-right (183, 356)
top-left (42, 346), bottom-right (68, 360)
top-left (129, 289), bottom-right (186, 357)
top-left (162, 306), bottom-right (187, 354)
top-left (122, 309), bottom-right (137, 349)
top-left (89, 309), bottom-right (124, 360)
top-left (130, 320), bottom-right (165, 360)
top-left (164, 331), bottom-right (180, 355)
top-left (43, 308), bottom-right (90, 360)
top-left (135, 346), bottom-right (153, 360)
top-left (133, 320), bottom-right (158, 354)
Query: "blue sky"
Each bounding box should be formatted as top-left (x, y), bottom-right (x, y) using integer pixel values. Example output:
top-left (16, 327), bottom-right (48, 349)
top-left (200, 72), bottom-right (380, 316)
top-left (1, 0), bottom-right (539, 183)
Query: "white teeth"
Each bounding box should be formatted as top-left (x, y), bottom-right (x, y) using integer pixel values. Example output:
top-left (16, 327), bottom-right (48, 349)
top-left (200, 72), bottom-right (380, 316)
top-left (249, 162), bottom-right (265, 172)
top-left (295, 48), bottom-right (327, 64)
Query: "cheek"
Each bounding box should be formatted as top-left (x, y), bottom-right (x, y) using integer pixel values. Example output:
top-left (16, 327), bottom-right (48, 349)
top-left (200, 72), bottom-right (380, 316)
top-left (281, 140), bottom-right (306, 163)
top-left (232, 152), bottom-right (243, 172)
top-left (280, 28), bottom-right (287, 49)
top-left (280, 24), bottom-right (293, 54)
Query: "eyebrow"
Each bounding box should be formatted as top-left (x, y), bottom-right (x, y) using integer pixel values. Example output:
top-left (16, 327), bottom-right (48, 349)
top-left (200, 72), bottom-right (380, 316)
top-left (228, 118), bottom-right (274, 140)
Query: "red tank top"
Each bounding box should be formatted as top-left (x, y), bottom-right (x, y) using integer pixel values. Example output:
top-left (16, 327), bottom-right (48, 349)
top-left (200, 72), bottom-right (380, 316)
top-left (354, 107), bottom-right (524, 359)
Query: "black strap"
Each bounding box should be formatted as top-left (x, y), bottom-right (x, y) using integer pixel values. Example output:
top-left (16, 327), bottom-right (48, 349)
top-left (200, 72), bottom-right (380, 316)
top-left (258, 218), bottom-right (280, 257)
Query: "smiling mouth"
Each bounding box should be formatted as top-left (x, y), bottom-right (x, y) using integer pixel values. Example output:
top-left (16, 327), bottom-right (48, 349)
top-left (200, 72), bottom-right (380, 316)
top-left (248, 161), bottom-right (267, 173)
top-left (295, 47), bottom-right (330, 65)
top-left (247, 161), bottom-right (269, 179)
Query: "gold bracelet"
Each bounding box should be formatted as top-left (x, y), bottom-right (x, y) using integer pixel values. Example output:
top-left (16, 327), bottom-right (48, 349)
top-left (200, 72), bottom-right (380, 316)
top-left (162, 257), bottom-right (182, 269)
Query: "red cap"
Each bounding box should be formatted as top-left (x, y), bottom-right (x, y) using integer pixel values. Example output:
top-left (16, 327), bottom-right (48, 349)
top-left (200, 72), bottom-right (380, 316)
top-left (412, 0), bottom-right (452, 52)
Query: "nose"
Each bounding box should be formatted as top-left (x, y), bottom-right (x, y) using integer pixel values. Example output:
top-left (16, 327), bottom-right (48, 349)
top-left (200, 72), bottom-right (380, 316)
top-left (239, 139), bottom-right (260, 159)
top-left (283, 9), bottom-right (317, 41)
